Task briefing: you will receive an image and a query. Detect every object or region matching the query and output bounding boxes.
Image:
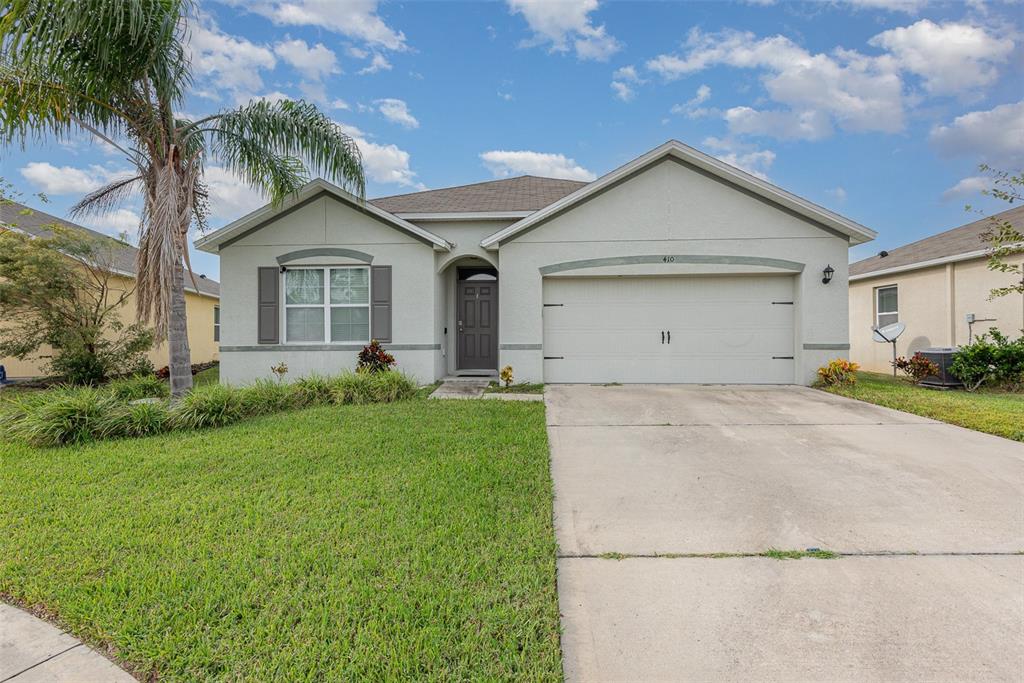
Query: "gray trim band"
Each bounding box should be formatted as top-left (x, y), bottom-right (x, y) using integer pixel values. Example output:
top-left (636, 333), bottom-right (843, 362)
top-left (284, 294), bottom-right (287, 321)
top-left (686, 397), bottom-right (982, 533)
top-left (500, 343), bottom-right (542, 350)
top-left (222, 344), bottom-right (440, 352)
top-left (802, 343), bottom-right (851, 350)
top-left (540, 254), bottom-right (806, 275)
top-left (277, 248), bottom-right (374, 264)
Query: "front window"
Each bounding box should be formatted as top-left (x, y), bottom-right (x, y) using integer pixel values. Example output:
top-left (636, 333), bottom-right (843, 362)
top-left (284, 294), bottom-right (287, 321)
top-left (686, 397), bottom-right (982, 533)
top-left (284, 267), bottom-right (370, 343)
top-left (875, 285), bottom-right (898, 329)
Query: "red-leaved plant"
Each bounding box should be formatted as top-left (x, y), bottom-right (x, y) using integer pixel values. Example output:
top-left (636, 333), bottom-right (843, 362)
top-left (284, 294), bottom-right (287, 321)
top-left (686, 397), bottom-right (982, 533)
top-left (356, 340), bottom-right (396, 374)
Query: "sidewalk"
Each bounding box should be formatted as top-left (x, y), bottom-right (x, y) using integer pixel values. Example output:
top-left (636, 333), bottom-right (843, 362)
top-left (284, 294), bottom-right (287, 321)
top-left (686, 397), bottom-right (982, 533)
top-left (1, 603), bottom-right (134, 682)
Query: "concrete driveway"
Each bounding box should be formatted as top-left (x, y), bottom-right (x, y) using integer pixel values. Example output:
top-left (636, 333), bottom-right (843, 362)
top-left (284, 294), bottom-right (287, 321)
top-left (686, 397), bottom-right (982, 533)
top-left (546, 385), bottom-right (1024, 682)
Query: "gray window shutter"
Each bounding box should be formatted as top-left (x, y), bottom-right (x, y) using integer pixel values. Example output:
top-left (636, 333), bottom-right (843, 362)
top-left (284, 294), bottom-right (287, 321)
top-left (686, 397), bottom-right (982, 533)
top-left (371, 265), bottom-right (392, 342)
top-left (257, 267), bottom-right (279, 344)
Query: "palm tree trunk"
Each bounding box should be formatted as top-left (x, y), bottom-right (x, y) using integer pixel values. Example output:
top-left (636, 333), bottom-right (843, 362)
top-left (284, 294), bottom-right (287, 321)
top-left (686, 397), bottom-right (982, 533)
top-left (168, 263), bottom-right (193, 399)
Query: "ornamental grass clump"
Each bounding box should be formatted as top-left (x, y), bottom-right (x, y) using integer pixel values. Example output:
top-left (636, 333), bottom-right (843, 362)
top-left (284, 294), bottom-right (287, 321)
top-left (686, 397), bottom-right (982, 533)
top-left (7, 386), bottom-right (118, 447)
top-left (101, 401), bottom-right (172, 439)
top-left (330, 370), bottom-right (417, 405)
top-left (239, 379), bottom-right (297, 416)
top-left (292, 373), bottom-right (335, 407)
top-left (107, 374), bottom-right (169, 401)
top-left (171, 383), bottom-right (245, 430)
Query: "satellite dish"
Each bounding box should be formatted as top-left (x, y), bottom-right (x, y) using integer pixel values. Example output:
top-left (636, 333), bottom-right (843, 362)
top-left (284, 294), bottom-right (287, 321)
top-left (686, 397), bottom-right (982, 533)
top-left (872, 322), bottom-right (905, 343)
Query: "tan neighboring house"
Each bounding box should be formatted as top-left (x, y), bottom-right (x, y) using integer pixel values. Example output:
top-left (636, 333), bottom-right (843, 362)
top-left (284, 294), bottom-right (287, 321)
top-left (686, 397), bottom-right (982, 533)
top-left (1, 201), bottom-right (220, 380)
top-left (849, 206), bottom-right (1024, 373)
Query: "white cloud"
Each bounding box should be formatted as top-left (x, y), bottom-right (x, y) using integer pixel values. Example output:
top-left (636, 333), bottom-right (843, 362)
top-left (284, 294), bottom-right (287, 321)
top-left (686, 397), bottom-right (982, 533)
top-left (869, 20), bottom-right (1013, 96)
top-left (188, 21), bottom-right (276, 96)
top-left (336, 122), bottom-right (423, 188)
top-left (613, 65), bottom-right (640, 82)
top-left (497, 91), bottom-right (514, 101)
top-left (826, 186), bottom-right (848, 203)
top-left (724, 106), bottom-right (834, 140)
top-left (479, 150), bottom-right (597, 181)
top-left (507, 0), bottom-right (621, 61)
top-left (203, 166), bottom-right (268, 221)
top-left (358, 53), bottom-right (392, 75)
top-left (647, 28), bottom-right (905, 137)
top-left (670, 84), bottom-right (715, 118)
top-left (701, 137), bottom-right (776, 180)
top-left (929, 100), bottom-right (1024, 166)
top-left (838, 0), bottom-right (928, 11)
top-left (375, 98), bottom-right (419, 129)
top-left (610, 81), bottom-right (635, 101)
top-left (19, 162), bottom-right (133, 195)
top-left (222, 0), bottom-right (407, 51)
top-left (273, 38), bottom-right (340, 80)
top-left (330, 98), bottom-right (351, 110)
top-left (245, 91), bottom-right (293, 106)
top-left (82, 209), bottom-right (142, 238)
top-left (942, 175), bottom-right (989, 200)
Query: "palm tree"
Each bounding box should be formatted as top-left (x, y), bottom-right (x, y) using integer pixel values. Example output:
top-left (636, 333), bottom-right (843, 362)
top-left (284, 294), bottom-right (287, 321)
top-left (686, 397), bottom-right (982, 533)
top-left (0, 0), bottom-right (365, 398)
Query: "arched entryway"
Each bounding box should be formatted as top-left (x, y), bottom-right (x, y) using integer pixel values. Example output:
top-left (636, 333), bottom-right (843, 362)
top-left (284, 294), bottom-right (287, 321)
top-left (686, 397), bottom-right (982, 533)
top-left (439, 256), bottom-right (499, 376)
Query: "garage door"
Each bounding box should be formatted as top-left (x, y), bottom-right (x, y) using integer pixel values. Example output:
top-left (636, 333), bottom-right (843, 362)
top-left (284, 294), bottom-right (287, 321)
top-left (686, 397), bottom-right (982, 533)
top-left (542, 275), bottom-right (795, 384)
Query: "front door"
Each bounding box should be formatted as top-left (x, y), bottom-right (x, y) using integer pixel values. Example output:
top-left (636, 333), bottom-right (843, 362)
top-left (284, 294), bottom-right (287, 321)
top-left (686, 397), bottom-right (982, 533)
top-left (457, 279), bottom-right (498, 370)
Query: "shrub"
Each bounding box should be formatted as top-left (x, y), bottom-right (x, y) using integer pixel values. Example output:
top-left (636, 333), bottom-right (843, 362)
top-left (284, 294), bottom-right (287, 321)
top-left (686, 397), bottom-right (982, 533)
top-left (8, 386), bottom-right (118, 447)
top-left (292, 373), bottom-right (334, 407)
top-left (107, 374), bottom-right (168, 401)
top-left (101, 401), bottom-right (171, 439)
top-left (171, 383), bottom-right (244, 430)
top-left (950, 329), bottom-right (1024, 391)
top-left (330, 370), bottom-right (416, 405)
top-left (817, 358), bottom-right (859, 387)
top-left (356, 340), bottom-right (396, 374)
top-left (240, 379), bottom-right (296, 416)
top-left (892, 353), bottom-right (940, 383)
top-left (500, 365), bottom-right (514, 387)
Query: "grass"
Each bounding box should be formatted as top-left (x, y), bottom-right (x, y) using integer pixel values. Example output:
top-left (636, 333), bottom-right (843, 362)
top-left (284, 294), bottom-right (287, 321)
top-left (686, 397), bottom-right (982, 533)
top-left (821, 371), bottom-right (1024, 441)
top-left (486, 381), bottom-right (545, 394)
top-left (0, 398), bottom-right (561, 681)
top-left (597, 549), bottom-right (837, 560)
top-left (192, 364), bottom-right (220, 386)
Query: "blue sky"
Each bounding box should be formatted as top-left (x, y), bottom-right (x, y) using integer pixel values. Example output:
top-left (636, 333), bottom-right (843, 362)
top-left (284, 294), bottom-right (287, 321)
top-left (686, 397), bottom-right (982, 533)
top-left (4, 0), bottom-right (1022, 279)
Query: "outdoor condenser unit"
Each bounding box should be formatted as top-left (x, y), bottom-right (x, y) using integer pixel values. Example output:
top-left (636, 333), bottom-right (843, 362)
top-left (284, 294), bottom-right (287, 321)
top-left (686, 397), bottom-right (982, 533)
top-left (918, 348), bottom-right (962, 388)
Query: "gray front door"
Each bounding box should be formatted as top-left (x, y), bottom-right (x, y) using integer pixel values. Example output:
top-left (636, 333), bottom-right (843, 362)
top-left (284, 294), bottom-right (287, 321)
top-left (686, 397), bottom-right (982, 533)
top-left (457, 280), bottom-right (498, 370)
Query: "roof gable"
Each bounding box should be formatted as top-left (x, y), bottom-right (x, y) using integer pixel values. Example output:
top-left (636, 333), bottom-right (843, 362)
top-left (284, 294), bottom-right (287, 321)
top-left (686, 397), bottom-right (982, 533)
top-left (480, 140), bottom-right (877, 249)
top-left (195, 179), bottom-right (452, 252)
top-left (850, 205), bottom-right (1024, 278)
top-left (369, 175), bottom-right (587, 215)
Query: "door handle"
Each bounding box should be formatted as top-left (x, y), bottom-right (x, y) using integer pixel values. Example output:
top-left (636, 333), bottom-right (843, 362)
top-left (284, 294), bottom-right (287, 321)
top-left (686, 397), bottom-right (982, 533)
top-left (667, 331), bottom-right (671, 344)
top-left (661, 331), bottom-right (665, 344)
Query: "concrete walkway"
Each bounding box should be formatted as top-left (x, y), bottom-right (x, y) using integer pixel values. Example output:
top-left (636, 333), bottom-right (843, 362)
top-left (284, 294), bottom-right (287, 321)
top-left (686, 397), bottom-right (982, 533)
top-left (547, 384), bottom-right (1024, 682)
top-left (1, 604), bottom-right (134, 682)
top-left (429, 378), bottom-right (543, 401)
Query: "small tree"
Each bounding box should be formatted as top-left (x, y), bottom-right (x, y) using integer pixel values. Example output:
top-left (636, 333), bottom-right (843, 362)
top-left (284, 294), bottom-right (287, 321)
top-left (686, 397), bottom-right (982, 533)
top-left (973, 166), bottom-right (1023, 301)
top-left (0, 219), bottom-right (154, 385)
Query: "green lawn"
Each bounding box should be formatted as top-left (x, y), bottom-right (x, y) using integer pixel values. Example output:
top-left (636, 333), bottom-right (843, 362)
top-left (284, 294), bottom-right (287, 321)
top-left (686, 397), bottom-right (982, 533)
top-left (821, 371), bottom-right (1024, 441)
top-left (0, 398), bottom-right (561, 681)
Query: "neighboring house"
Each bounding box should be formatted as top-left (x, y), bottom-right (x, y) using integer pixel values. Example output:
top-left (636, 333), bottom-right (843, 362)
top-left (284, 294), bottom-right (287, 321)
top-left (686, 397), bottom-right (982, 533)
top-left (196, 140), bottom-right (875, 386)
top-left (849, 206), bottom-right (1024, 373)
top-left (0, 201), bottom-right (221, 379)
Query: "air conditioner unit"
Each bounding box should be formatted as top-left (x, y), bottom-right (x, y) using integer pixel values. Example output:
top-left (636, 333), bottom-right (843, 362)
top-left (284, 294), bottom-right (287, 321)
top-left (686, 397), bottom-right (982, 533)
top-left (918, 348), bottom-right (961, 388)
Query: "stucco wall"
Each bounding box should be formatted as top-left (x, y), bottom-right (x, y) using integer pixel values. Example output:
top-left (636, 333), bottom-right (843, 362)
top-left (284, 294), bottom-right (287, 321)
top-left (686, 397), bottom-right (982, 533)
top-left (1, 271), bottom-right (219, 380)
top-left (849, 256), bottom-right (1024, 373)
top-left (217, 195), bottom-right (438, 384)
top-left (493, 158), bottom-right (853, 385)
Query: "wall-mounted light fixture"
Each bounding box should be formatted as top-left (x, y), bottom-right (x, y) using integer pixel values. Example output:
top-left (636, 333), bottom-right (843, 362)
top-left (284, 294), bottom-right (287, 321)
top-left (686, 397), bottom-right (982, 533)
top-left (279, 265), bottom-right (288, 274)
top-left (822, 264), bottom-right (834, 285)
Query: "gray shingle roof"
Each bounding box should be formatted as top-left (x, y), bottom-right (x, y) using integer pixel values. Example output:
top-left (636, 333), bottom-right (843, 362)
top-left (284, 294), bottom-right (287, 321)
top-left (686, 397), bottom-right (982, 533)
top-left (369, 175), bottom-right (588, 214)
top-left (850, 205), bottom-right (1024, 277)
top-left (0, 201), bottom-right (220, 297)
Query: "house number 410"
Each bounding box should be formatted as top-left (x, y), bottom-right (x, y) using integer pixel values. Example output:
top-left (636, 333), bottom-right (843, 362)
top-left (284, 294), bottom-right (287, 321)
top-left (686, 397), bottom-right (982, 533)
top-left (662, 256), bottom-right (676, 263)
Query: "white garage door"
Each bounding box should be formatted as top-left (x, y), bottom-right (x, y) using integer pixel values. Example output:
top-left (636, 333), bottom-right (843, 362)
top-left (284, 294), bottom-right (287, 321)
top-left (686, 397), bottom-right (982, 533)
top-left (542, 275), bottom-right (795, 384)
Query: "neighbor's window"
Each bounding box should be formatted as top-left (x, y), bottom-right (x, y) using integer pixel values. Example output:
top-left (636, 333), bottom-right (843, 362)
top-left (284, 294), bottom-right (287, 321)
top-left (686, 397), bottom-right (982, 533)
top-left (284, 267), bottom-right (369, 343)
top-left (875, 285), bottom-right (898, 329)
top-left (213, 305), bottom-right (220, 342)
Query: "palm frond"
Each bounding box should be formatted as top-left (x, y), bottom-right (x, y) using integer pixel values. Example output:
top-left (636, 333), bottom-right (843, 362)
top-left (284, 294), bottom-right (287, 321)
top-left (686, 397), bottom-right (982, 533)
top-left (203, 99), bottom-right (366, 203)
top-left (68, 176), bottom-right (143, 218)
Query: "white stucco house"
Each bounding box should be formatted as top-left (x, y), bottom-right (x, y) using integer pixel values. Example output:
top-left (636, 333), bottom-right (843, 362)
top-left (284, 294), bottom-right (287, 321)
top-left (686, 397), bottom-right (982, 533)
top-left (196, 140), bottom-right (876, 386)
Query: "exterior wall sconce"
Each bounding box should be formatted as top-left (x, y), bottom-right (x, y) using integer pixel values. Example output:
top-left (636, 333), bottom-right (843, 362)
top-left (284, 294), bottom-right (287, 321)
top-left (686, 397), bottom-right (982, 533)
top-left (822, 265), bottom-right (834, 284)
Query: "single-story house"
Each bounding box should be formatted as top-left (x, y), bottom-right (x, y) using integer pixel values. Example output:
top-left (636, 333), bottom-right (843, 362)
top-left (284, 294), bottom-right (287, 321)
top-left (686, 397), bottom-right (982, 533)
top-left (849, 205), bottom-right (1024, 373)
top-left (1, 201), bottom-right (221, 380)
top-left (196, 140), bottom-right (875, 386)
